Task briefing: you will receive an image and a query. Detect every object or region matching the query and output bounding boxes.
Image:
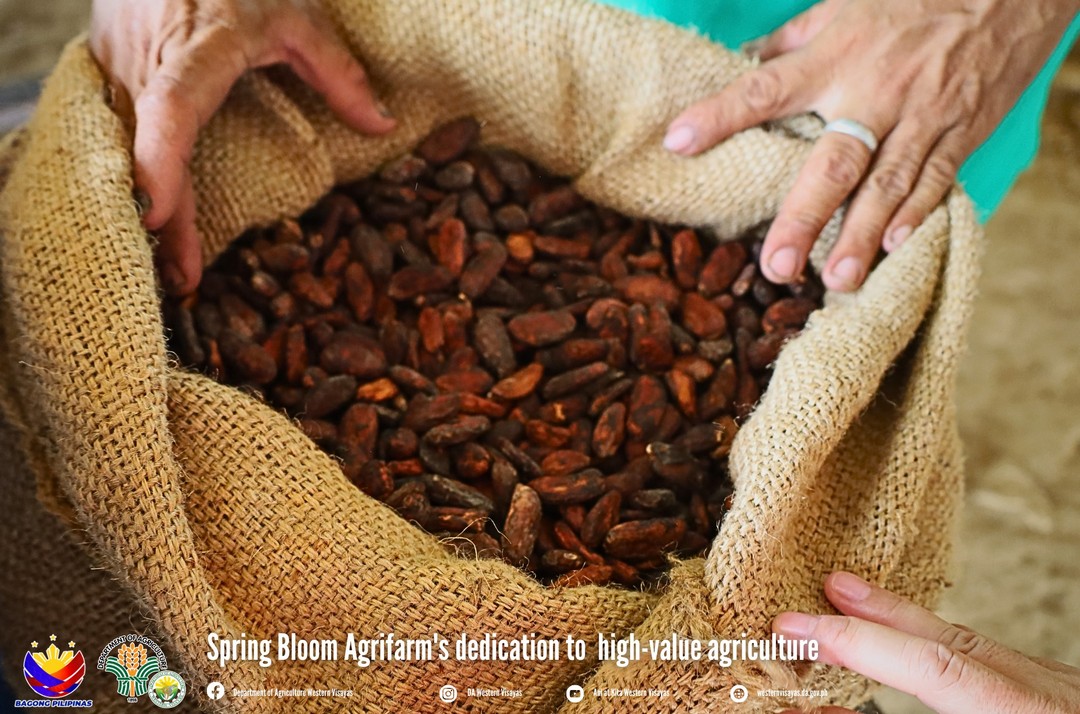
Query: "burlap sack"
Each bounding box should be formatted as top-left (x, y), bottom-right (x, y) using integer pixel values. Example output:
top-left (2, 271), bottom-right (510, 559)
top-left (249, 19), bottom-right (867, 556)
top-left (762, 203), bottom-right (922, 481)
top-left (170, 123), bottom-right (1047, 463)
top-left (0, 0), bottom-right (981, 711)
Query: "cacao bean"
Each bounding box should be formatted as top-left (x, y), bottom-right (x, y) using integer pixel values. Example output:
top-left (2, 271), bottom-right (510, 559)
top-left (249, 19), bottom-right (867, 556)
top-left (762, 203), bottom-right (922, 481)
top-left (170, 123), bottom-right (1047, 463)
top-left (502, 484), bottom-right (542, 566)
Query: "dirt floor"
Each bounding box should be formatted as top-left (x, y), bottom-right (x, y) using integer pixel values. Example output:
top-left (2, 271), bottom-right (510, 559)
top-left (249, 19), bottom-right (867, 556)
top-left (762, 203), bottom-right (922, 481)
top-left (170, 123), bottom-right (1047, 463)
top-left (1, 3), bottom-right (1078, 712)
top-left (876, 54), bottom-right (1080, 714)
top-left (0, 0), bottom-right (88, 81)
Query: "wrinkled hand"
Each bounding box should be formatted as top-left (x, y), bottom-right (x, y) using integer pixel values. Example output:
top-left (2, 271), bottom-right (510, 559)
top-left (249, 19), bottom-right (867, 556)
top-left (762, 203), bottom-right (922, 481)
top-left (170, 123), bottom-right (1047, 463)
top-left (664, 0), bottom-right (1079, 292)
top-left (773, 572), bottom-right (1080, 713)
top-left (90, 0), bottom-right (395, 295)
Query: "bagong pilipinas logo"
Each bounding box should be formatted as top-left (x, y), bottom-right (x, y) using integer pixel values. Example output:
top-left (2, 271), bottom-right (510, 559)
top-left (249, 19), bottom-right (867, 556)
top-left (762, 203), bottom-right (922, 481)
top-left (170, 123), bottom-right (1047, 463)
top-left (22, 634), bottom-right (86, 698)
top-left (96, 634), bottom-right (168, 703)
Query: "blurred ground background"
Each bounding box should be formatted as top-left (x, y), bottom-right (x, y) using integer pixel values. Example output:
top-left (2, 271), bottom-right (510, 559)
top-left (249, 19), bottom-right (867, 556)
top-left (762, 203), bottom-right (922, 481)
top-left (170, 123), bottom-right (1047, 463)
top-left (875, 46), bottom-right (1080, 714)
top-left (1, 2), bottom-right (1078, 712)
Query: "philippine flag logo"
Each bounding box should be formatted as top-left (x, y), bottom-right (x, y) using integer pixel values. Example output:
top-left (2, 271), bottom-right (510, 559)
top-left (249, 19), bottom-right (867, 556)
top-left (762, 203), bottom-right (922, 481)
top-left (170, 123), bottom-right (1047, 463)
top-left (22, 635), bottom-right (86, 699)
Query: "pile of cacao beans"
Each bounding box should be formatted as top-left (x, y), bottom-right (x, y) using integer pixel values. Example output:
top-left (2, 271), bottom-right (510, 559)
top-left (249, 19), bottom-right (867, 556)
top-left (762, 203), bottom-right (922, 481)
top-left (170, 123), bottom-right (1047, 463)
top-left (165, 118), bottom-right (822, 588)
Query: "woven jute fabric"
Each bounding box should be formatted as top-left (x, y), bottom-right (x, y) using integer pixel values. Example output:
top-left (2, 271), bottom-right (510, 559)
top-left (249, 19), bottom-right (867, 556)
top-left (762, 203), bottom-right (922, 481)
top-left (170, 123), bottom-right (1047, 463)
top-left (0, 0), bottom-right (980, 711)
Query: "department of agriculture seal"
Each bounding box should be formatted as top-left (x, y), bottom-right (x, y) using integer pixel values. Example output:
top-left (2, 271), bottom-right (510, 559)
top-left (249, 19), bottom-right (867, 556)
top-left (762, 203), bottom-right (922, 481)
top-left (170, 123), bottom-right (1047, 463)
top-left (98, 633), bottom-right (168, 702)
top-left (147, 670), bottom-right (187, 708)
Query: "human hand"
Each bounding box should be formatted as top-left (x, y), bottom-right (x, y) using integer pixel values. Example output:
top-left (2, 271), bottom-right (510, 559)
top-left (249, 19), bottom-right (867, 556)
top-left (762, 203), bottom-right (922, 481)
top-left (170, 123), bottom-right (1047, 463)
top-left (772, 572), bottom-right (1080, 713)
top-left (663, 0), bottom-right (1079, 292)
top-left (90, 0), bottom-right (396, 295)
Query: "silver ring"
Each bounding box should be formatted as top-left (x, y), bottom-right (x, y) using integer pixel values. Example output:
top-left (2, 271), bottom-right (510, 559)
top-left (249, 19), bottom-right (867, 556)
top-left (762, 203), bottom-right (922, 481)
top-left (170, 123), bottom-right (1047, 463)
top-left (822, 118), bottom-right (879, 153)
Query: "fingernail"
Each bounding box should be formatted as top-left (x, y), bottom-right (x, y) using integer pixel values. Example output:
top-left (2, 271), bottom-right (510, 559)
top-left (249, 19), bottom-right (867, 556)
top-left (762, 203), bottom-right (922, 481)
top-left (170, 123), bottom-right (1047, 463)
top-left (767, 246), bottom-right (800, 282)
top-left (741, 38), bottom-right (766, 57)
top-left (161, 263), bottom-right (187, 294)
top-left (663, 125), bottom-right (696, 153)
top-left (376, 101), bottom-right (394, 119)
top-left (774, 613), bottom-right (819, 639)
top-left (829, 256), bottom-right (863, 290)
top-left (886, 225), bottom-right (912, 251)
top-left (134, 190), bottom-right (153, 219)
top-left (831, 572), bottom-right (871, 601)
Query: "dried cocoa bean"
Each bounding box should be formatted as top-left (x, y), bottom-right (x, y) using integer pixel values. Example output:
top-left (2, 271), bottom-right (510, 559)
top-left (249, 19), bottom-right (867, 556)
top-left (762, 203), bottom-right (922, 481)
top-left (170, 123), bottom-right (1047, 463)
top-left (670, 229), bottom-right (703, 289)
top-left (434, 161), bottom-right (475, 191)
top-left (303, 375), bottom-right (357, 418)
top-left (552, 521), bottom-right (605, 566)
top-left (416, 117), bottom-right (480, 165)
top-left (530, 470), bottom-right (605, 506)
top-left (426, 507), bottom-right (488, 533)
top-left (389, 366), bottom-right (439, 396)
top-left (320, 333), bottom-right (388, 378)
top-left (490, 436), bottom-right (542, 479)
top-left (425, 415), bottom-right (491, 447)
top-left (459, 242), bottom-right (508, 299)
top-left (591, 402), bottom-right (626, 459)
top-left (580, 490), bottom-right (621, 549)
top-left (698, 241), bottom-right (747, 296)
top-left (452, 443), bottom-right (492, 480)
top-left (384, 428), bottom-right (420, 460)
top-left (533, 235), bottom-right (591, 260)
top-left (626, 375), bottom-right (666, 443)
top-left (681, 292), bottom-right (728, 339)
top-left (507, 310), bottom-right (576, 347)
top-left (628, 488), bottom-right (678, 513)
top-left (340, 403), bottom-right (379, 456)
top-left (541, 361), bottom-right (609, 399)
top-left (763, 297), bottom-right (817, 334)
top-left (421, 474), bottom-right (494, 511)
top-left (348, 459), bottom-right (394, 500)
top-left (388, 265), bottom-right (455, 300)
top-left (386, 481), bottom-right (430, 523)
top-left (298, 418), bottom-right (337, 444)
top-left (603, 518), bottom-right (686, 561)
top-left (665, 368), bottom-right (698, 421)
top-left (536, 339), bottom-right (609, 372)
top-left (502, 484), bottom-right (542, 566)
top-left (538, 395), bottom-right (588, 425)
top-left (539, 450), bottom-right (591, 476)
top-left (219, 329), bottom-right (277, 384)
top-left (615, 275), bottom-right (680, 309)
top-left (541, 549), bottom-right (587, 574)
top-left (378, 153), bottom-right (428, 184)
top-left (490, 363), bottom-right (544, 400)
top-left (460, 190), bottom-right (495, 231)
top-left (255, 242), bottom-right (308, 274)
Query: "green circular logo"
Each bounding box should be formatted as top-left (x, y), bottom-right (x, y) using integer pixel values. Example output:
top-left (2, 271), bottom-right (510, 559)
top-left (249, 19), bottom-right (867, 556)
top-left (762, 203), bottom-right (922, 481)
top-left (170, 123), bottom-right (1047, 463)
top-left (146, 670), bottom-right (187, 709)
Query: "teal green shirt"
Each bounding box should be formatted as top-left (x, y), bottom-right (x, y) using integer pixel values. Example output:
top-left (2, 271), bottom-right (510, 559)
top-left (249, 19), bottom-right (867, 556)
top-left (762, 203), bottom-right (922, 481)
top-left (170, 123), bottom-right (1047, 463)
top-left (602, 0), bottom-right (1080, 220)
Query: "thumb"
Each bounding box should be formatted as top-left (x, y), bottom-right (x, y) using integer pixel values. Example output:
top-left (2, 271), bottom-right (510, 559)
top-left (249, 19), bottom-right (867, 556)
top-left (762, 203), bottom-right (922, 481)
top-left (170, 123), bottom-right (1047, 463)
top-left (133, 28), bottom-right (249, 230)
top-left (156, 170), bottom-right (202, 296)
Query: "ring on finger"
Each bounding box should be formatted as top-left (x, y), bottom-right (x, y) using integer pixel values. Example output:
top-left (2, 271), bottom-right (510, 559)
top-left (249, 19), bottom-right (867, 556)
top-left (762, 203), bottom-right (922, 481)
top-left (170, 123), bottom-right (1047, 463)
top-left (822, 118), bottom-right (879, 153)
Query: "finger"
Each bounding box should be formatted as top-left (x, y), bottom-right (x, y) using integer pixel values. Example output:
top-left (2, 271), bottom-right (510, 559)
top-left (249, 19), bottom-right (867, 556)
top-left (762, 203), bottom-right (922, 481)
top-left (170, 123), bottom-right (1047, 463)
top-left (823, 122), bottom-right (938, 289)
top-left (759, 126), bottom-right (884, 285)
top-left (825, 572), bottom-right (955, 640)
top-left (826, 572), bottom-right (1056, 689)
top-left (664, 54), bottom-right (818, 155)
top-left (1030, 656), bottom-right (1080, 677)
top-left (773, 613), bottom-right (1019, 714)
top-left (281, 12), bottom-right (396, 135)
top-left (155, 170), bottom-right (202, 296)
top-left (756, 2), bottom-right (835, 60)
top-left (133, 30), bottom-right (250, 230)
top-left (882, 133), bottom-right (967, 253)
